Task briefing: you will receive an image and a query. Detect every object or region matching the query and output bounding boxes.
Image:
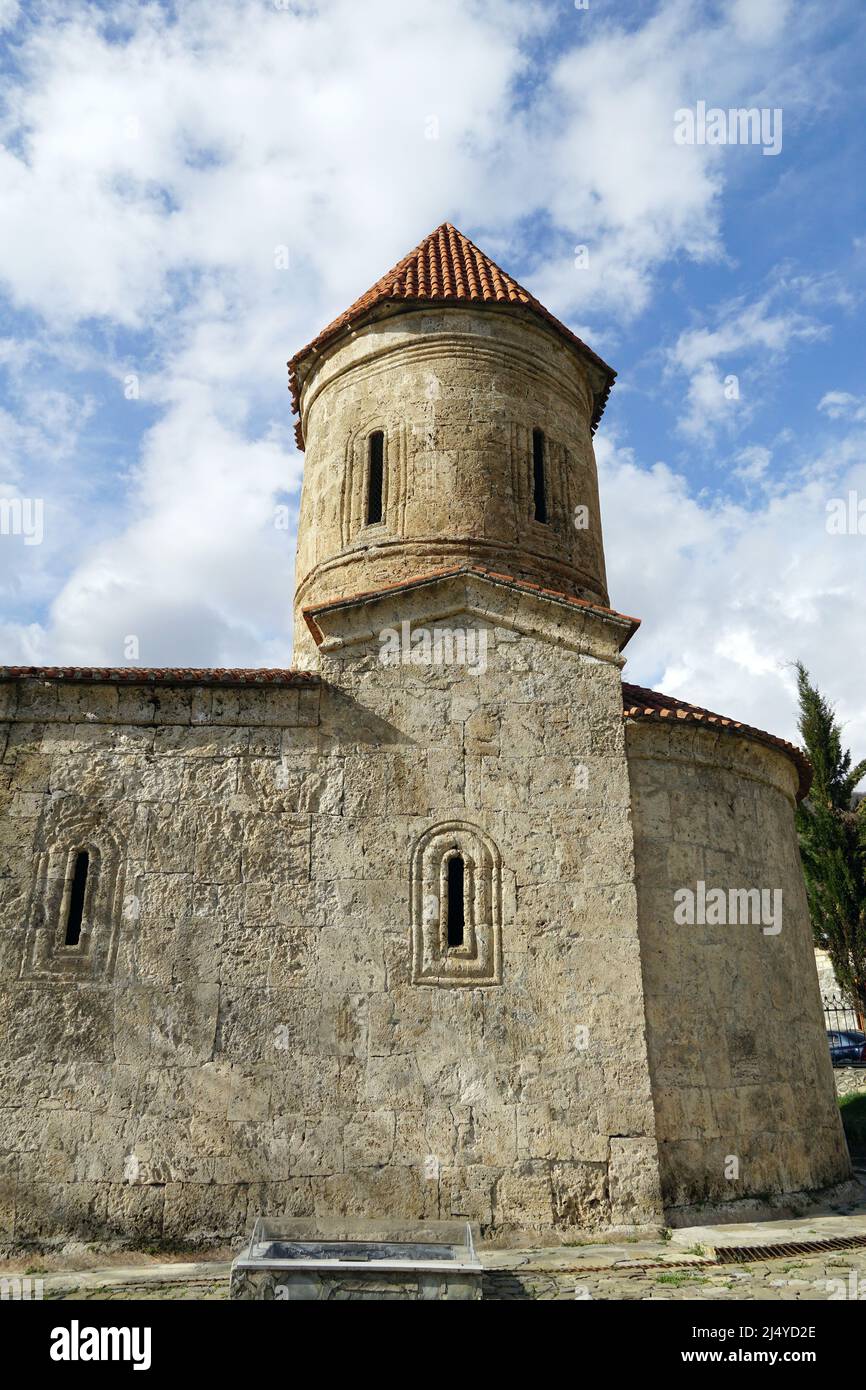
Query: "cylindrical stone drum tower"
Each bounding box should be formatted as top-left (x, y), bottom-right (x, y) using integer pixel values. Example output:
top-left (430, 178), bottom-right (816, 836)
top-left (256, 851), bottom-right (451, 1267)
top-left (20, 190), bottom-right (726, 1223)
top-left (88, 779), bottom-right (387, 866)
top-left (289, 223), bottom-right (616, 668)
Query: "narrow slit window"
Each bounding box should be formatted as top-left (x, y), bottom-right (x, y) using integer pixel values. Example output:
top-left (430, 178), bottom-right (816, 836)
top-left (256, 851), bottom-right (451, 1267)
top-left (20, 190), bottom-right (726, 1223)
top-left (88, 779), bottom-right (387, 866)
top-left (366, 431), bottom-right (384, 524)
top-left (64, 850), bottom-right (89, 947)
top-left (532, 428), bottom-right (548, 523)
top-left (446, 855), bottom-right (465, 948)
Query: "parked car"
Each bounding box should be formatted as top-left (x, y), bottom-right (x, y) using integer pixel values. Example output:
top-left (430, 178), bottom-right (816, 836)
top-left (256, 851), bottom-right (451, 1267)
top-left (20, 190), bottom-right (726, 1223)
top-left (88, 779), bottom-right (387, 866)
top-left (827, 1029), bottom-right (866, 1066)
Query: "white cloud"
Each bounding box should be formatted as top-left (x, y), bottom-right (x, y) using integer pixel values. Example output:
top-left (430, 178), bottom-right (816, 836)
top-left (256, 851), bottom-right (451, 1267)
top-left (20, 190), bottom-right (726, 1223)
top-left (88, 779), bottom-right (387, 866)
top-left (667, 290), bottom-right (827, 438)
top-left (26, 398), bottom-right (301, 667)
top-left (0, 0), bottom-right (19, 33)
top-left (730, 0), bottom-right (793, 45)
top-left (818, 391), bottom-right (866, 422)
top-left (0, 0), bottom-right (858, 703)
top-left (598, 426), bottom-right (866, 752)
top-left (733, 444), bottom-right (772, 484)
top-left (0, 0), bottom-right (536, 664)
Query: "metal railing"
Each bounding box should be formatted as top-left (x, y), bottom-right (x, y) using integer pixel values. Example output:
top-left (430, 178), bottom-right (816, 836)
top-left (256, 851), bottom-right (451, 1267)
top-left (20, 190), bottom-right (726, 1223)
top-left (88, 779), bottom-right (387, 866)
top-left (824, 996), bottom-right (865, 1041)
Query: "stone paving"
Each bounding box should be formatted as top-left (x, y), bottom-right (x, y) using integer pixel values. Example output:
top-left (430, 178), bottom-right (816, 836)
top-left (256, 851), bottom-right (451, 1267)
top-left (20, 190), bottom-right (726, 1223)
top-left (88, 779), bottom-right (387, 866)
top-left (482, 1251), bottom-right (866, 1300)
top-left (28, 1247), bottom-right (866, 1301)
top-left (21, 1180), bottom-right (866, 1301)
top-left (834, 1066), bottom-right (866, 1097)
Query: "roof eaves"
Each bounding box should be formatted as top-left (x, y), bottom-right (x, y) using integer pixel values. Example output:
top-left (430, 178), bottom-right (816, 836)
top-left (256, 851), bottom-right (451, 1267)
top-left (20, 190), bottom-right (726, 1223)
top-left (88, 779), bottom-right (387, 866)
top-left (621, 681), bottom-right (812, 801)
top-left (0, 666), bottom-right (319, 688)
top-left (303, 564), bottom-right (640, 649)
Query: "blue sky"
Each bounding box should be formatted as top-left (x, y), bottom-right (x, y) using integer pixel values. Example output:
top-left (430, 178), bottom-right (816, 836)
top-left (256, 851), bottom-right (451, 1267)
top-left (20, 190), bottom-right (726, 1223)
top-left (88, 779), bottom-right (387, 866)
top-left (0, 0), bottom-right (864, 746)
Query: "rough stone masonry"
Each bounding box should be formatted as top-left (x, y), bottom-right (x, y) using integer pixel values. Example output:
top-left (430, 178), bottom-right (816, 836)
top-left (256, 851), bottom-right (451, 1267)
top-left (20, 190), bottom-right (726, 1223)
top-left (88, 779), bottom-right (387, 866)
top-left (0, 224), bottom-right (852, 1250)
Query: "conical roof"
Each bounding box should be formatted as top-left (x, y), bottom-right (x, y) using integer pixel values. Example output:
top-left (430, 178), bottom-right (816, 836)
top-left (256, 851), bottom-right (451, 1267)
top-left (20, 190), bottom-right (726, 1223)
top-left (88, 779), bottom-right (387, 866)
top-left (288, 222), bottom-right (615, 446)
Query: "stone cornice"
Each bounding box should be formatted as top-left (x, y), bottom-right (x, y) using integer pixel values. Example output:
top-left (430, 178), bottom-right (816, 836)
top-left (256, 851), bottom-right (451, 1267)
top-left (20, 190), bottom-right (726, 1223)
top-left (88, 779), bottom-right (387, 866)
top-left (303, 563), bottom-right (639, 664)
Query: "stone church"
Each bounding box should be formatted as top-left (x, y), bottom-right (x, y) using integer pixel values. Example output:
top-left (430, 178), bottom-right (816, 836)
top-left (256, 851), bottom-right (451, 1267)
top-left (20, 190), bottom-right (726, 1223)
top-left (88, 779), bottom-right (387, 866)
top-left (0, 224), bottom-right (851, 1248)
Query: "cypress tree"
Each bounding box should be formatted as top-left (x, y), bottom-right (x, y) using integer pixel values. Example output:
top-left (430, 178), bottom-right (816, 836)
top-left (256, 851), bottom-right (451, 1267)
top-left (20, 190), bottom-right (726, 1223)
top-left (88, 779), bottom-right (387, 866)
top-left (794, 662), bottom-right (866, 1026)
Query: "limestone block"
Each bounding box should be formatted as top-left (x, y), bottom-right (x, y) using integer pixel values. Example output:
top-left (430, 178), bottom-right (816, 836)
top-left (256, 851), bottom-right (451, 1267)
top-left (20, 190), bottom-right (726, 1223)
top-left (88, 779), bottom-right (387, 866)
top-left (244, 878), bottom-right (334, 928)
top-left (551, 1161), bottom-right (609, 1229)
top-left (443, 1165), bottom-right (499, 1226)
top-left (14, 1181), bottom-right (109, 1242)
top-left (0, 1154), bottom-right (18, 1238)
top-left (269, 1056), bottom-right (341, 1118)
top-left (316, 924), bottom-right (385, 994)
top-left (495, 1163), bottom-right (554, 1229)
top-left (314, 993), bottom-right (369, 1059)
top-left (181, 758), bottom-right (238, 801)
top-left (192, 810), bottom-right (244, 884)
top-left (343, 1110), bottom-right (396, 1168)
top-left (138, 873), bottom-right (194, 926)
top-left (12, 683), bottom-right (59, 722)
top-left (391, 1105), bottom-right (458, 1167)
top-left (124, 1118), bottom-right (216, 1185)
top-left (364, 1052), bottom-right (425, 1108)
top-left (0, 685), bottom-right (18, 719)
top-left (113, 983), bottom-right (219, 1068)
top-left (105, 1184), bottom-right (166, 1244)
top-left (153, 725), bottom-right (250, 759)
top-left (462, 706), bottom-right (500, 755)
top-left (517, 1105), bottom-right (608, 1164)
top-left (268, 1115), bottom-right (343, 1178)
top-left (240, 753), bottom-right (341, 815)
top-left (313, 1165), bottom-right (438, 1222)
top-left (1, 984), bottom-right (114, 1065)
top-left (597, 1090), bottom-right (656, 1139)
top-left (242, 815), bottom-right (310, 881)
top-left (244, 1180), bottom-right (316, 1227)
top-left (144, 806), bottom-right (198, 873)
top-left (162, 1181), bottom-right (251, 1243)
top-left (217, 928), bottom-right (274, 989)
top-left (609, 1137), bottom-right (663, 1225)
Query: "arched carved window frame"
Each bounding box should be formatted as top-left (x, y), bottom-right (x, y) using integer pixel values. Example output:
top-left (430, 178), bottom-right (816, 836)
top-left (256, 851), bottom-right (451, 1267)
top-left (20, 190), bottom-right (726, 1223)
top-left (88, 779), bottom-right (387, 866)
top-left (410, 820), bottom-right (502, 987)
top-left (339, 420), bottom-right (399, 543)
top-left (21, 808), bottom-right (126, 981)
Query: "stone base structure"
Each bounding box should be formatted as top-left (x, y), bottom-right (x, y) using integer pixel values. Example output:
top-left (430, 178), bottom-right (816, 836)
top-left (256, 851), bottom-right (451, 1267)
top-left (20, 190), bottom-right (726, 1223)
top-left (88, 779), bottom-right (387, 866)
top-left (0, 225), bottom-right (851, 1249)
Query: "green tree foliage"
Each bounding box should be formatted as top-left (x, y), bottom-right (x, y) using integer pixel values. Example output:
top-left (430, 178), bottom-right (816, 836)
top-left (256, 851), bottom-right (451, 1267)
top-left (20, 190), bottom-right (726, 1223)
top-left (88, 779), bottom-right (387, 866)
top-left (795, 662), bottom-right (866, 1023)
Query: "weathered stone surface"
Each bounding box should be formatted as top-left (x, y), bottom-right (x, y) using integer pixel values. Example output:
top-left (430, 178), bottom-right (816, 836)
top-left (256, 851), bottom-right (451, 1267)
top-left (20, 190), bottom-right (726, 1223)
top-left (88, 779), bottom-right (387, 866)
top-left (627, 719), bottom-right (852, 1220)
top-left (0, 295), bottom-right (848, 1253)
top-left (292, 306), bottom-right (609, 670)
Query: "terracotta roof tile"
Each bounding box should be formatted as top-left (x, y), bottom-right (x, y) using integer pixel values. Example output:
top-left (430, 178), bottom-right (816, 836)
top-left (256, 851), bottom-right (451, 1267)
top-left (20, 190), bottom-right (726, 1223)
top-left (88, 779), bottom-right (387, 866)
top-left (288, 223), bottom-right (616, 448)
top-left (622, 681), bottom-right (812, 801)
top-left (0, 666), bottom-right (318, 687)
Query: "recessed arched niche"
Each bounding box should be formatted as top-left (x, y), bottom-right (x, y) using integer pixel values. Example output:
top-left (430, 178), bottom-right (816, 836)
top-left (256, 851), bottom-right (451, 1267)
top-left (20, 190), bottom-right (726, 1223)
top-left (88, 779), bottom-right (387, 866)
top-left (21, 805), bottom-right (125, 982)
top-left (410, 820), bottom-right (502, 987)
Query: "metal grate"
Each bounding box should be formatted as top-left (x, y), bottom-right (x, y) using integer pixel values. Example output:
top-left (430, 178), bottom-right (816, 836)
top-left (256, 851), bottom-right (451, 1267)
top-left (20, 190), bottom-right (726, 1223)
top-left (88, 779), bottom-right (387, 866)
top-left (714, 1233), bottom-right (866, 1265)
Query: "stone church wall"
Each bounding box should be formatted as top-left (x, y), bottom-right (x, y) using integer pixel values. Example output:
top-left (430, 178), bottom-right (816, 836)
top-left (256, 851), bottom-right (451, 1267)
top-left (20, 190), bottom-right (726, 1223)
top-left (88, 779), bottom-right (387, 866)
top-left (0, 616), bottom-right (662, 1248)
top-left (626, 719), bottom-right (851, 1220)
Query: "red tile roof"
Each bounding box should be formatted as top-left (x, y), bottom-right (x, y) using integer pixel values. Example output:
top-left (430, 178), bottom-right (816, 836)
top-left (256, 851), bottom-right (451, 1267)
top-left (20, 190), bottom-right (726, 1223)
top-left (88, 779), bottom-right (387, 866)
top-left (622, 681), bottom-right (811, 800)
top-left (301, 562), bottom-right (640, 650)
top-left (288, 222), bottom-right (616, 448)
top-left (0, 667), bottom-right (318, 687)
